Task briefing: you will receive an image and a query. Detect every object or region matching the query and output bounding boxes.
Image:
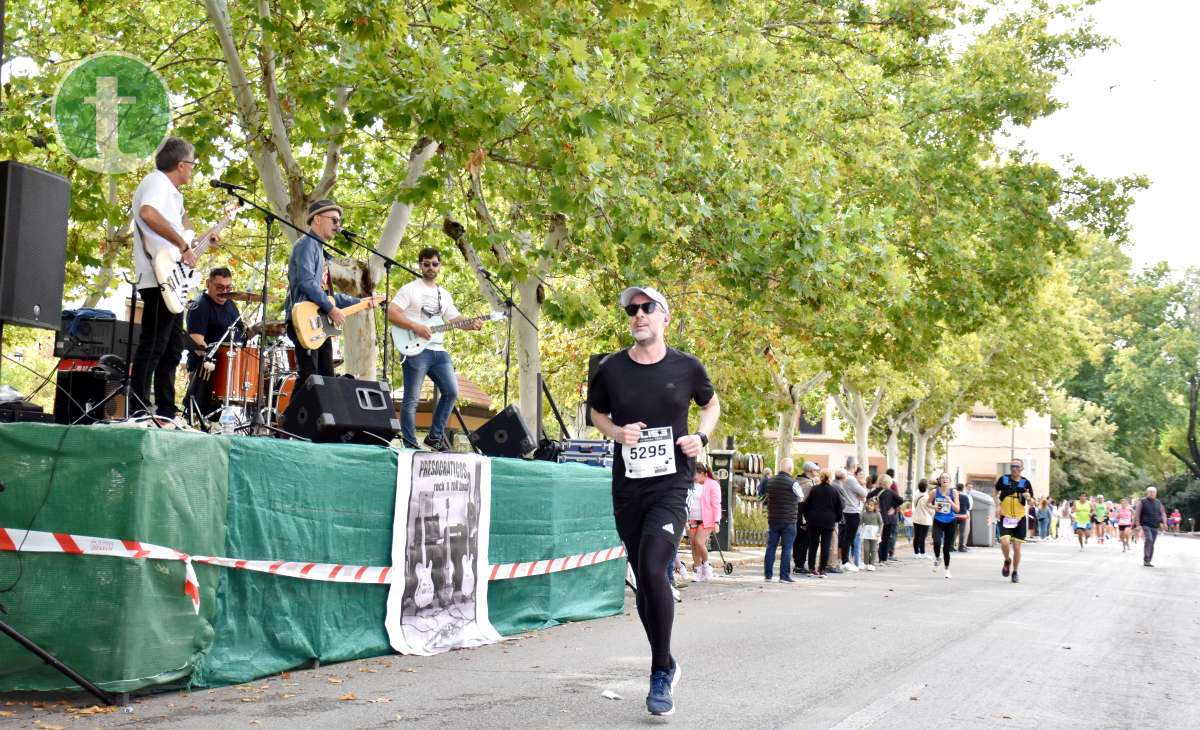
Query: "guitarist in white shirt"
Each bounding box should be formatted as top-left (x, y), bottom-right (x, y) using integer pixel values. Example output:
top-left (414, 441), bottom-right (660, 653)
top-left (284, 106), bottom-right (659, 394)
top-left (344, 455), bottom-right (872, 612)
top-left (387, 247), bottom-right (481, 451)
top-left (130, 137), bottom-right (213, 418)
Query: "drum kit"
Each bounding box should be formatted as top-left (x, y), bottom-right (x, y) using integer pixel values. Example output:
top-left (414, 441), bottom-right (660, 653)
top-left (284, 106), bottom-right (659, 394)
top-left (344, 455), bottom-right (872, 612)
top-left (184, 291), bottom-right (302, 434)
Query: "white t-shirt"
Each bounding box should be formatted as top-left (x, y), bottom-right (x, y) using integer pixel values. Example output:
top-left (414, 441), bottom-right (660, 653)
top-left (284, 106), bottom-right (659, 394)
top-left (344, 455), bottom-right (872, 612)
top-left (130, 170), bottom-right (185, 290)
top-left (391, 279), bottom-right (461, 351)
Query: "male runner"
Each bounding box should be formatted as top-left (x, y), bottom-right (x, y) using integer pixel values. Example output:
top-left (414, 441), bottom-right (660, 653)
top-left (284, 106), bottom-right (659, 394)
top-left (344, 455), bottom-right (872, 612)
top-left (994, 459), bottom-right (1034, 583)
top-left (589, 286), bottom-right (720, 717)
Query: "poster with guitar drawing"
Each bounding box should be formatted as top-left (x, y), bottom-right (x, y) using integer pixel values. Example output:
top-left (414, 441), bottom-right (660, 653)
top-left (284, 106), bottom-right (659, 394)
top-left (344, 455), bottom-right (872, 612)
top-left (385, 451), bottom-right (501, 656)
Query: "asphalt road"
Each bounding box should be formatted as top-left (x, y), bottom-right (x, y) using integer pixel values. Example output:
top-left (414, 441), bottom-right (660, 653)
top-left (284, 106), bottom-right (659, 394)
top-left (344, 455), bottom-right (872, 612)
top-left (5, 534), bottom-right (1198, 729)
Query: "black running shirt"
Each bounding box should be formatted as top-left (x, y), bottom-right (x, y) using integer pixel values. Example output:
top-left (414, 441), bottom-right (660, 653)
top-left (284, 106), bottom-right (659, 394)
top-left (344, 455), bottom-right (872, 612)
top-left (588, 347), bottom-right (715, 495)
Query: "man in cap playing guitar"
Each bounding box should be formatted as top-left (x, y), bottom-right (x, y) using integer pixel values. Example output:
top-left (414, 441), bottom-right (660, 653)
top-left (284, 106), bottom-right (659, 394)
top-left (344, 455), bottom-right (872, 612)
top-left (285, 198), bottom-right (384, 386)
top-left (387, 247), bottom-right (481, 451)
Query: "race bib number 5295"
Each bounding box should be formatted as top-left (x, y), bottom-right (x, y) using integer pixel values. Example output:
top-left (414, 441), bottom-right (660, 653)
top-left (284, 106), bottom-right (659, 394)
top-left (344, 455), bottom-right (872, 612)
top-left (623, 426), bottom-right (676, 479)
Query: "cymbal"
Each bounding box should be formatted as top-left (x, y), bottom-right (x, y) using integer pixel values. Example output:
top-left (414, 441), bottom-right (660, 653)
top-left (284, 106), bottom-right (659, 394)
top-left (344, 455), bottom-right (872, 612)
top-left (247, 320), bottom-right (288, 338)
top-left (228, 291), bottom-right (265, 303)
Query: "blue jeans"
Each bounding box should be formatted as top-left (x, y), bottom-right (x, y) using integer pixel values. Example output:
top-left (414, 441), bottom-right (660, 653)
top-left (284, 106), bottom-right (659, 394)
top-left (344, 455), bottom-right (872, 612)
top-left (400, 349), bottom-right (458, 448)
top-left (764, 524), bottom-right (797, 579)
top-left (852, 531), bottom-right (862, 565)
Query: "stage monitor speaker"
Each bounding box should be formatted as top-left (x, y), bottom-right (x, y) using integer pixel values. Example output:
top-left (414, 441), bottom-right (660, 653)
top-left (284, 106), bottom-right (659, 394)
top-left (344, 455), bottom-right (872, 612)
top-left (282, 375), bottom-right (399, 445)
top-left (54, 369), bottom-right (121, 425)
top-left (0, 161), bottom-right (71, 330)
top-left (469, 404), bottom-right (536, 458)
top-left (584, 353), bottom-right (610, 427)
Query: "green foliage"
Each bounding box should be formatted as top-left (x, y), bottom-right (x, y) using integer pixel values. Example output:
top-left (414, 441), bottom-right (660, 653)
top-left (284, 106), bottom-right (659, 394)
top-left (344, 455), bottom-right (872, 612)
top-left (1048, 389), bottom-right (1135, 501)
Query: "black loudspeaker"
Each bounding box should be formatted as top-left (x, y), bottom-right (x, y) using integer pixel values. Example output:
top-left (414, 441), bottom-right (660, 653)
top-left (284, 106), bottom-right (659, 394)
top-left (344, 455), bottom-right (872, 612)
top-left (0, 161), bottom-right (71, 329)
top-left (470, 404), bottom-right (536, 458)
top-left (54, 369), bottom-right (120, 425)
top-left (283, 375), bottom-right (399, 445)
top-left (584, 353), bottom-right (609, 427)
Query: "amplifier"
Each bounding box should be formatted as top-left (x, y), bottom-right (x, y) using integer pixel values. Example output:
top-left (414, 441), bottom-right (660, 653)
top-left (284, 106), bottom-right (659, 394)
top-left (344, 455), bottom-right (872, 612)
top-left (53, 369), bottom-right (123, 424)
top-left (54, 314), bottom-right (140, 360)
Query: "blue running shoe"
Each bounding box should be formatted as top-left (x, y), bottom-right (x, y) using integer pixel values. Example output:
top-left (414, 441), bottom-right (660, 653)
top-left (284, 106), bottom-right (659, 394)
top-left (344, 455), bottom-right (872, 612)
top-left (646, 660), bottom-right (681, 716)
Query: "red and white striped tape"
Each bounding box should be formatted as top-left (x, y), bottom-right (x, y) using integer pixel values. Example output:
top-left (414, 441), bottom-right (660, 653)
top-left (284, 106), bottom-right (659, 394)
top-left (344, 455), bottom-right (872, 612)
top-left (486, 545), bottom-right (628, 581)
top-left (0, 527), bottom-right (625, 614)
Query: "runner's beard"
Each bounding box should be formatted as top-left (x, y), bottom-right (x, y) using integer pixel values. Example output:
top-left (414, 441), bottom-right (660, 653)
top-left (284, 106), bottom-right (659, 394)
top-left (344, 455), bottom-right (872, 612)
top-left (631, 326), bottom-right (659, 346)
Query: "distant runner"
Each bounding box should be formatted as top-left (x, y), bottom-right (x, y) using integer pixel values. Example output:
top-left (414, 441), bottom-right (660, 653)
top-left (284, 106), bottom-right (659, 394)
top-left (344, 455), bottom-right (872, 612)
top-left (1072, 493), bottom-right (1093, 550)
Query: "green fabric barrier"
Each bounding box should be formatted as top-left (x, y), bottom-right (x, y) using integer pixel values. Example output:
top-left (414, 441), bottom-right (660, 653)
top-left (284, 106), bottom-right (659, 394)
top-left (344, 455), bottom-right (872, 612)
top-left (0, 424), bottom-right (624, 691)
top-left (190, 438), bottom-right (398, 687)
top-left (486, 458), bottom-right (624, 636)
top-left (0, 423), bottom-right (228, 693)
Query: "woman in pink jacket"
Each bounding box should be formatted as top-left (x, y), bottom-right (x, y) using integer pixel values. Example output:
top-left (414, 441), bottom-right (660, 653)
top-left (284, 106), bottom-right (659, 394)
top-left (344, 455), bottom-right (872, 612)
top-left (688, 462), bottom-right (723, 581)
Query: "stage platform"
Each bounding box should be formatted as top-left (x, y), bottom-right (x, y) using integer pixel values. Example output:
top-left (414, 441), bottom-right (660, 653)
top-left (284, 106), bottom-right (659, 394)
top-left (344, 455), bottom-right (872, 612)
top-left (0, 423), bottom-right (622, 692)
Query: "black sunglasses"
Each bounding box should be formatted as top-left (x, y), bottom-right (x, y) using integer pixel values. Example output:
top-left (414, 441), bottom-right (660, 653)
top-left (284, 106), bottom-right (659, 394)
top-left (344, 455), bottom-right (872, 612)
top-left (623, 301), bottom-right (659, 316)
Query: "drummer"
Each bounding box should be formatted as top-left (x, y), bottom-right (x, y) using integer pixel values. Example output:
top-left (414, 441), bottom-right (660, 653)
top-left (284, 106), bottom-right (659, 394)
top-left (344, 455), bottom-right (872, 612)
top-left (183, 266), bottom-right (244, 419)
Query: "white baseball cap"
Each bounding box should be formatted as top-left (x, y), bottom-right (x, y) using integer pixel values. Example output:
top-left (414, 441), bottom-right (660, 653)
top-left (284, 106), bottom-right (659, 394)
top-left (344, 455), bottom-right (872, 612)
top-left (618, 286), bottom-right (669, 314)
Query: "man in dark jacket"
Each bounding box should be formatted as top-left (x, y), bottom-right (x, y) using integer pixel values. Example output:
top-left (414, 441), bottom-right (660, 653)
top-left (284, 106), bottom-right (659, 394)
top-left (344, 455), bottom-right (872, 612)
top-left (763, 458), bottom-right (802, 582)
top-left (868, 475), bottom-right (904, 562)
top-left (802, 471), bottom-right (842, 577)
top-left (1133, 486), bottom-right (1167, 567)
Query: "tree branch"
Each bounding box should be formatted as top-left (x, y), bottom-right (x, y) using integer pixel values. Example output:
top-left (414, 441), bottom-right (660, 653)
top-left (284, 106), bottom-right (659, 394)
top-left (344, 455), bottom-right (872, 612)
top-left (368, 137), bottom-right (439, 284)
top-left (312, 85), bottom-right (353, 201)
top-left (256, 0), bottom-right (304, 200)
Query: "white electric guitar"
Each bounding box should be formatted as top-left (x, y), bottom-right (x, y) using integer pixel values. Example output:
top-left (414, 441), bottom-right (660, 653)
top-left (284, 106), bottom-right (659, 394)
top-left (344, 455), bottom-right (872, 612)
top-left (390, 311), bottom-right (507, 358)
top-left (151, 199), bottom-right (242, 314)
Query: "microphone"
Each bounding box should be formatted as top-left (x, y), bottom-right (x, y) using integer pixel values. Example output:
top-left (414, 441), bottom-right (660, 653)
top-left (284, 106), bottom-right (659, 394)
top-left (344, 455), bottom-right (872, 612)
top-left (210, 180), bottom-right (248, 192)
top-left (337, 226), bottom-right (362, 240)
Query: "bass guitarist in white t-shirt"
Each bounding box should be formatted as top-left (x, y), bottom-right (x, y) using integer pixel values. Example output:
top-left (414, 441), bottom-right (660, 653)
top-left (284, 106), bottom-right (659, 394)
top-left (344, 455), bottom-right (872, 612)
top-left (386, 247), bottom-right (481, 450)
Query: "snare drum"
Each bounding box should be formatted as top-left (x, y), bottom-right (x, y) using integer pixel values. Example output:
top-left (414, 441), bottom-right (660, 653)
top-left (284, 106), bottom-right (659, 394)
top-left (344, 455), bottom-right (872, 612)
top-left (211, 345), bottom-right (262, 402)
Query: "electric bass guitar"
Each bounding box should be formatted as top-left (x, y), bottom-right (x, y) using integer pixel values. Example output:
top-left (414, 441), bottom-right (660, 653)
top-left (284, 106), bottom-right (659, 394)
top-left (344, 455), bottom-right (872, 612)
top-left (389, 311), bottom-right (507, 358)
top-left (290, 297), bottom-right (379, 350)
top-left (151, 200), bottom-right (242, 314)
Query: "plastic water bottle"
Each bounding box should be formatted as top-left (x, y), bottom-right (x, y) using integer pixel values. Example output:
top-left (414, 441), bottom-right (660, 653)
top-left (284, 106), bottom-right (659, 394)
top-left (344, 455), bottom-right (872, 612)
top-left (219, 406), bottom-right (238, 435)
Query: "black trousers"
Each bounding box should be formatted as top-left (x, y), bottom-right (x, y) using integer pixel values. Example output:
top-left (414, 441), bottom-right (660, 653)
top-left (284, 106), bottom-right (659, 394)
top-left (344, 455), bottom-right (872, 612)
top-left (131, 286), bottom-right (184, 417)
top-left (287, 320), bottom-right (334, 386)
top-left (913, 524), bottom-right (930, 555)
top-left (839, 512), bottom-right (861, 565)
top-left (957, 518), bottom-right (969, 549)
top-left (793, 521), bottom-right (809, 570)
top-left (807, 526), bottom-right (834, 572)
top-left (880, 523), bottom-right (898, 561)
top-left (932, 521), bottom-right (956, 567)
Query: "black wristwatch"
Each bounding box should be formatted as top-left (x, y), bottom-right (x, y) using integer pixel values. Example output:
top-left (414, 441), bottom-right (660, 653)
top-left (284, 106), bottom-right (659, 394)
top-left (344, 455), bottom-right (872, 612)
top-left (695, 432), bottom-right (709, 447)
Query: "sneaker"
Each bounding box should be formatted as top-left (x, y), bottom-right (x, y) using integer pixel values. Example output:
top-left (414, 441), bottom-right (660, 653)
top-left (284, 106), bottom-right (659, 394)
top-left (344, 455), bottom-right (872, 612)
top-left (866, 564), bottom-right (876, 571)
top-left (1143, 561), bottom-right (1154, 567)
top-left (646, 661), bottom-right (681, 716)
top-left (826, 565), bottom-right (843, 574)
top-left (1011, 571), bottom-right (1019, 583)
top-left (932, 560), bottom-right (940, 573)
top-left (780, 576), bottom-right (795, 583)
top-left (692, 568), bottom-right (704, 583)
top-left (423, 433), bottom-right (451, 452)
top-left (944, 570), bottom-right (952, 579)
top-left (816, 571), bottom-right (827, 579)
top-left (844, 563), bottom-right (860, 573)
top-left (702, 563), bottom-right (715, 580)
top-left (671, 585), bottom-right (681, 603)
top-left (1001, 560), bottom-right (1011, 578)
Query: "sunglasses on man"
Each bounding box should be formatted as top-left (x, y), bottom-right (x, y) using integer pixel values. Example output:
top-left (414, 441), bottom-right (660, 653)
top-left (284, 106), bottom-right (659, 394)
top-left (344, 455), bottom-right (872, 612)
top-left (624, 301), bottom-right (660, 316)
